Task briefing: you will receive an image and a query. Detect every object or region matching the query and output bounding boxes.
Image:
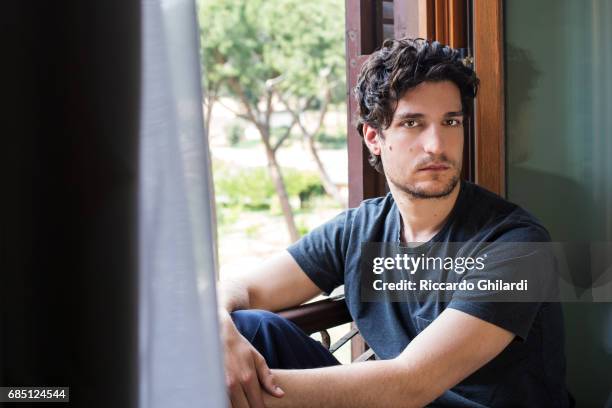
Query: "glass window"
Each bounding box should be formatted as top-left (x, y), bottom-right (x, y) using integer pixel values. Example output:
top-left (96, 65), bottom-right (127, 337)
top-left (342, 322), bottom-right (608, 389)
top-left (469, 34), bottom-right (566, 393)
top-left (504, 1), bottom-right (612, 405)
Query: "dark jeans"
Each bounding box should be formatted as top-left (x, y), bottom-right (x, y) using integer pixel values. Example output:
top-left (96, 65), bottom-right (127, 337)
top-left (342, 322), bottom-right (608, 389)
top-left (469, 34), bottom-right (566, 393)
top-left (231, 309), bottom-right (341, 369)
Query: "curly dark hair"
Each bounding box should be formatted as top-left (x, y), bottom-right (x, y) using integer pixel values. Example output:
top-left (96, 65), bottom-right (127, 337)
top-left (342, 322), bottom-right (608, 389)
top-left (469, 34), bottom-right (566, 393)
top-left (354, 38), bottom-right (479, 173)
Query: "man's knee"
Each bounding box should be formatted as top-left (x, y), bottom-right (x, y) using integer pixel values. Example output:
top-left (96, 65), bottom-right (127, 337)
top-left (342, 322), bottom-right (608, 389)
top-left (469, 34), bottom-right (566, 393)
top-left (230, 309), bottom-right (340, 369)
top-left (231, 309), bottom-right (292, 343)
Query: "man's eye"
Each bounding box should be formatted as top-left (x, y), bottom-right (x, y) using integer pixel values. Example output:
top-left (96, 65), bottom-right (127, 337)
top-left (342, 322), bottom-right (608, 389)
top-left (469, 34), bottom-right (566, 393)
top-left (403, 120), bottom-right (419, 128)
top-left (445, 119), bottom-right (463, 126)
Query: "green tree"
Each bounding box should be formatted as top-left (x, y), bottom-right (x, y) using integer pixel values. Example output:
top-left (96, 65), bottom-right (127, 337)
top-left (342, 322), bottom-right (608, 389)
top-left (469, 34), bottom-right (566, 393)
top-left (198, 0), bottom-right (345, 242)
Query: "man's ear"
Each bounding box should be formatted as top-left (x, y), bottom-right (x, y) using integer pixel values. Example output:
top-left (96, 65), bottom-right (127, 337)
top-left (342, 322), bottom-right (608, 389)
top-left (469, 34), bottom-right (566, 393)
top-left (363, 123), bottom-right (381, 156)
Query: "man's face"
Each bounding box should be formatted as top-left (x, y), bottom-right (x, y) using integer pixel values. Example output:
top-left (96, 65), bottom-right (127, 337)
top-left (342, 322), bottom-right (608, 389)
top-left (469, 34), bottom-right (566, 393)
top-left (364, 80), bottom-right (464, 199)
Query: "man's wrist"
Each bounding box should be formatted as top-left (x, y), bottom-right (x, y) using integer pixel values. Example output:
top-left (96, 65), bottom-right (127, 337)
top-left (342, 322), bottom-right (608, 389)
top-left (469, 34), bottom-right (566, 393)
top-left (218, 307), bottom-right (240, 340)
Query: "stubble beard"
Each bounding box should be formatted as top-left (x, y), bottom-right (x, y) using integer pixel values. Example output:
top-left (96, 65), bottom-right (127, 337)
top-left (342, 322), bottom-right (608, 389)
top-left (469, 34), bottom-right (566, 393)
top-left (391, 166), bottom-right (461, 199)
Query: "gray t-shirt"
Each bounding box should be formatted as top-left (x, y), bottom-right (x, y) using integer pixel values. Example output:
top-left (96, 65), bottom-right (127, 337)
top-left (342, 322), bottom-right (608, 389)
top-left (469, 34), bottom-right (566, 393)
top-left (288, 180), bottom-right (570, 407)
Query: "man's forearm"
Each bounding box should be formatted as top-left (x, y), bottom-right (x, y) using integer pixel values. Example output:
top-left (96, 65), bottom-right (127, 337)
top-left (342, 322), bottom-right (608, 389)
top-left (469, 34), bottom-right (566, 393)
top-left (261, 309), bottom-right (516, 407)
top-left (263, 359), bottom-right (429, 408)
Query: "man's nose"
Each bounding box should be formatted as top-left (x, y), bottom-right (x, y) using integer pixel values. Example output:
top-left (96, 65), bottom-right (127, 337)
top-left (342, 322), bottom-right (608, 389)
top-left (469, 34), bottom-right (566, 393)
top-left (421, 124), bottom-right (445, 155)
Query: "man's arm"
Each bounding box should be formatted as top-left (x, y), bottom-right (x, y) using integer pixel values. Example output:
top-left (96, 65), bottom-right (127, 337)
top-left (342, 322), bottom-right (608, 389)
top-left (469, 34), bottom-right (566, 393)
top-left (218, 250), bottom-right (323, 408)
top-left (219, 250), bottom-right (323, 313)
top-left (264, 308), bottom-right (515, 408)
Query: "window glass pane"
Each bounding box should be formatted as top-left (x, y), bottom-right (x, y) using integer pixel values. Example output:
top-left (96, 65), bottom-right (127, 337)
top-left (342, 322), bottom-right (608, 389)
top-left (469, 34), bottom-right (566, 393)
top-left (504, 1), bottom-right (612, 405)
top-left (505, 0), bottom-right (612, 243)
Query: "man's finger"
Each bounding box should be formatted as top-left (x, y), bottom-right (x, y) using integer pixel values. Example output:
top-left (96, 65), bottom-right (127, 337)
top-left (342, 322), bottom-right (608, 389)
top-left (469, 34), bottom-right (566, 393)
top-left (254, 351), bottom-right (284, 397)
top-left (229, 387), bottom-right (249, 408)
top-left (240, 368), bottom-right (265, 408)
top-left (228, 375), bottom-right (249, 408)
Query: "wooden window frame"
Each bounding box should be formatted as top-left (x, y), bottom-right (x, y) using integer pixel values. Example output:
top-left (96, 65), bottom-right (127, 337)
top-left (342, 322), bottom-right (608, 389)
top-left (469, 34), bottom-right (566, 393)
top-left (472, 0), bottom-right (505, 196)
top-left (346, 0), bottom-right (389, 359)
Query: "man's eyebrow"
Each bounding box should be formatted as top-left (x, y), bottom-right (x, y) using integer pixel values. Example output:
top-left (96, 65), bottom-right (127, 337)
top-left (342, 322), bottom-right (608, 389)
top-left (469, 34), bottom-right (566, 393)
top-left (393, 112), bottom-right (425, 121)
top-left (394, 111), bottom-right (464, 121)
top-left (444, 111), bottom-right (464, 117)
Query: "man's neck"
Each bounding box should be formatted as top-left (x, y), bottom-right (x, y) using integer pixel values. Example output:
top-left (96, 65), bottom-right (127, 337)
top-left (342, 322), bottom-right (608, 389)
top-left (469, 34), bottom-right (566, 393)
top-left (390, 181), bottom-right (461, 243)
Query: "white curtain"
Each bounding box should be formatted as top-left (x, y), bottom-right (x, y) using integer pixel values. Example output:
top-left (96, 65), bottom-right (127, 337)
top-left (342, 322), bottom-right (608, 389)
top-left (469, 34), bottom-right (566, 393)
top-left (139, 0), bottom-right (225, 407)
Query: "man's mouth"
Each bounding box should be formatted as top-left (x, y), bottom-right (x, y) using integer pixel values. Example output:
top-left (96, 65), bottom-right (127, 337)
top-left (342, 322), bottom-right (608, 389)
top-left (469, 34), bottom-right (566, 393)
top-left (418, 163), bottom-right (450, 171)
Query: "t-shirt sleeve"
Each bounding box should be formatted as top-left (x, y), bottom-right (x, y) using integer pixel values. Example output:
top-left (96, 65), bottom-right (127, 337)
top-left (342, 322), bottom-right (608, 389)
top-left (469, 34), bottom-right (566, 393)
top-left (447, 300), bottom-right (541, 341)
top-left (447, 224), bottom-right (555, 341)
top-left (286, 211), bottom-right (351, 295)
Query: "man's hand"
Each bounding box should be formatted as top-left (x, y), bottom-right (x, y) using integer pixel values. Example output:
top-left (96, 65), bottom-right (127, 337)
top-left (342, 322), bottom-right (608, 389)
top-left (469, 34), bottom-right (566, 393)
top-left (217, 251), bottom-right (321, 406)
top-left (220, 310), bottom-right (284, 408)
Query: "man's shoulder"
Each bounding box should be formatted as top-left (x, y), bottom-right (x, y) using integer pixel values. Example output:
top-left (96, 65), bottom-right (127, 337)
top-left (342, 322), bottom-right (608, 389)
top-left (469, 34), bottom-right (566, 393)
top-left (302, 193), bottom-right (394, 241)
top-left (309, 193), bottom-right (396, 244)
top-left (461, 181), bottom-right (550, 242)
top-left (356, 192), bottom-right (395, 210)
top-left (346, 192), bottom-right (396, 223)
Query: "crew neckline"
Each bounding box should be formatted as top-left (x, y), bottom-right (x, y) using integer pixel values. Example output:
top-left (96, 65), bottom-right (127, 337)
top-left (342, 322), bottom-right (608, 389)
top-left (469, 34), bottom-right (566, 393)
top-left (393, 179), bottom-right (468, 250)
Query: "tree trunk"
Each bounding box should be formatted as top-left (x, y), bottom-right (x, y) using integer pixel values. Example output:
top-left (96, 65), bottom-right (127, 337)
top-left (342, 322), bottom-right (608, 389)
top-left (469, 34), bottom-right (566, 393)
top-left (263, 140), bottom-right (300, 242)
top-left (231, 82), bottom-right (299, 242)
top-left (306, 134), bottom-right (345, 208)
top-left (203, 82), bottom-right (218, 139)
top-left (204, 97), bottom-right (214, 139)
top-left (280, 87), bottom-right (346, 208)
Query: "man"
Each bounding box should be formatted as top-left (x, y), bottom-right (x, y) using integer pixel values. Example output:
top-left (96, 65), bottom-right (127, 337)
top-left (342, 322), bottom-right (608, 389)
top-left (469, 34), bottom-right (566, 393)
top-left (218, 38), bottom-right (570, 407)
